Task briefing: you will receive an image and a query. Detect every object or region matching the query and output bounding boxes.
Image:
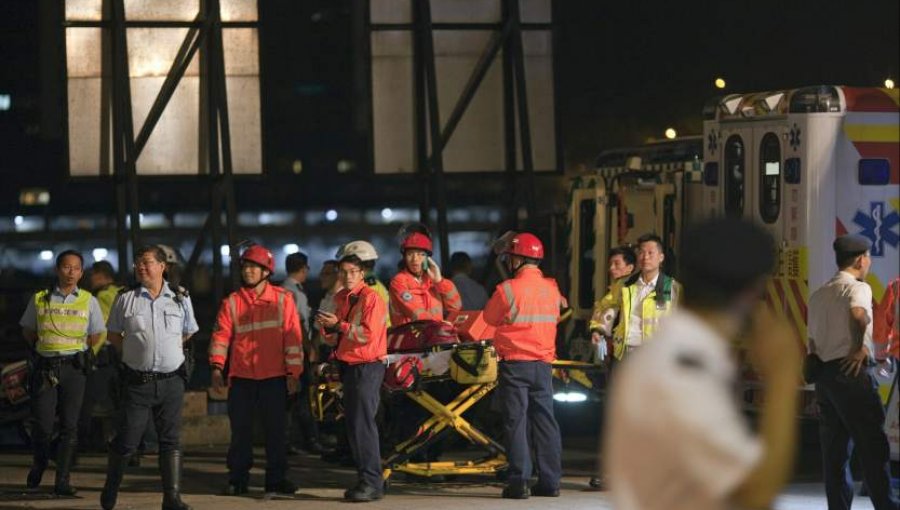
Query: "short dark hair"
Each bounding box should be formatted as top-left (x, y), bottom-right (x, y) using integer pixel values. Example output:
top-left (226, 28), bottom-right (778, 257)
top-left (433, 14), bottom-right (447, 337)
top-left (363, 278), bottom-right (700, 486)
top-left (608, 246), bottom-right (636, 267)
top-left (836, 250), bottom-right (866, 270)
top-left (56, 250), bottom-right (84, 268)
top-left (322, 259), bottom-right (338, 269)
top-left (285, 252), bottom-right (309, 273)
top-left (134, 245), bottom-right (167, 264)
top-left (679, 218), bottom-right (775, 310)
top-left (449, 252), bottom-right (472, 273)
top-left (636, 233), bottom-right (664, 253)
top-left (91, 261), bottom-right (116, 279)
top-left (339, 254), bottom-right (363, 268)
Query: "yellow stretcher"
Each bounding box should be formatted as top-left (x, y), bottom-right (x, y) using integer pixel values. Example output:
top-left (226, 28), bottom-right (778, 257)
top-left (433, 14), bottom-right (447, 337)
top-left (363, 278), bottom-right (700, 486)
top-left (310, 357), bottom-right (597, 482)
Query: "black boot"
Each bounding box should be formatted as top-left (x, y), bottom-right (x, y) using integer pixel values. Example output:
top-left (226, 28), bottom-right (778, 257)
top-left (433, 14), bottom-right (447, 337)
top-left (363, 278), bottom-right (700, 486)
top-left (53, 439), bottom-right (78, 496)
top-left (160, 450), bottom-right (191, 510)
top-left (100, 452), bottom-right (128, 510)
top-left (26, 441), bottom-right (50, 489)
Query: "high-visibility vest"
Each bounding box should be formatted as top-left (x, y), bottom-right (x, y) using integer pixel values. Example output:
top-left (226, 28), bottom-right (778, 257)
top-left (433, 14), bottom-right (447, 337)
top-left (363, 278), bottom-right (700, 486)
top-left (328, 284), bottom-right (388, 365)
top-left (93, 284), bottom-right (123, 353)
top-left (209, 284), bottom-right (304, 380)
top-left (368, 278), bottom-right (392, 328)
top-left (389, 270), bottom-right (462, 326)
top-left (483, 267), bottom-right (565, 363)
top-left (612, 274), bottom-right (680, 360)
top-left (34, 289), bottom-right (91, 354)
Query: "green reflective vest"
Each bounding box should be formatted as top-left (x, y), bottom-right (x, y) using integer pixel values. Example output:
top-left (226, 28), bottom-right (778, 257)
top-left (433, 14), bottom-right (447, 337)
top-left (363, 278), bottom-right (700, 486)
top-left (34, 289), bottom-right (91, 354)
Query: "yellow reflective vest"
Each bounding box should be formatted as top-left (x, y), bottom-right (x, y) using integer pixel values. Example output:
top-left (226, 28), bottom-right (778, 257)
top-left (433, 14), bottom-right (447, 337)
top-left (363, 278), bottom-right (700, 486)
top-left (93, 284), bottom-right (123, 353)
top-left (34, 289), bottom-right (91, 355)
top-left (612, 275), bottom-right (681, 360)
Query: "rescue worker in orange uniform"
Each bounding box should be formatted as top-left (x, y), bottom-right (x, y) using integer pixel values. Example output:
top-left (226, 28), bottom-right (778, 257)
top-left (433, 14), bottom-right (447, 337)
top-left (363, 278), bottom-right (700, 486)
top-left (389, 229), bottom-right (461, 326)
top-left (483, 232), bottom-right (566, 500)
top-left (209, 245), bottom-right (304, 496)
top-left (874, 277), bottom-right (899, 361)
top-left (315, 247), bottom-right (388, 502)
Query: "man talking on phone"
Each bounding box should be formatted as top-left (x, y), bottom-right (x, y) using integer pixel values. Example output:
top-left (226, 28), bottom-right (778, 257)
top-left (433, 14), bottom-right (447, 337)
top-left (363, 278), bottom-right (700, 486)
top-left (389, 225), bottom-right (461, 326)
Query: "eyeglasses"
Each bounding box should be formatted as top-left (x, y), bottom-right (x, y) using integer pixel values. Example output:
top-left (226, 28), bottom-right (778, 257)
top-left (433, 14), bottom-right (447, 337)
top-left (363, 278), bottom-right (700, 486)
top-left (134, 259), bottom-right (161, 268)
top-left (338, 268), bottom-right (363, 277)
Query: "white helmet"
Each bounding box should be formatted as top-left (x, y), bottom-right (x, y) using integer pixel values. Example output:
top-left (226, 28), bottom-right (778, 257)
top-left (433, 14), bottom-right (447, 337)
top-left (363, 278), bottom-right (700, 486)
top-left (156, 244), bottom-right (183, 266)
top-left (336, 240), bottom-right (378, 262)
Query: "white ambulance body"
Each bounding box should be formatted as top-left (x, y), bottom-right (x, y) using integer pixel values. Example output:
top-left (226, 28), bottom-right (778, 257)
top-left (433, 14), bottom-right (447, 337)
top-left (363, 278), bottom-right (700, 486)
top-left (695, 85), bottom-right (899, 352)
top-left (566, 86), bottom-right (898, 421)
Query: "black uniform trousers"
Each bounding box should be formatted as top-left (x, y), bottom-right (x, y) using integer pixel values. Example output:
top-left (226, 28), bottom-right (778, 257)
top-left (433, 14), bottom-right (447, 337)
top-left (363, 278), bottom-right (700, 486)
top-left (32, 357), bottom-right (86, 449)
top-left (340, 361), bottom-right (385, 489)
top-left (816, 360), bottom-right (899, 510)
top-left (227, 376), bottom-right (287, 487)
top-left (110, 372), bottom-right (184, 457)
top-left (498, 361), bottom-right (562, 490)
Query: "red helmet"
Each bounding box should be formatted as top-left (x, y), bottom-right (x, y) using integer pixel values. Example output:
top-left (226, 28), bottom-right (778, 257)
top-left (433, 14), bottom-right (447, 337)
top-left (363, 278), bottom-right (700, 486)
top-left (401, 232), bottom-right (433, 253)
top-left (504, 232), bottom-right (544, 259)
top-left (240, 245), bottom-right (275, 272)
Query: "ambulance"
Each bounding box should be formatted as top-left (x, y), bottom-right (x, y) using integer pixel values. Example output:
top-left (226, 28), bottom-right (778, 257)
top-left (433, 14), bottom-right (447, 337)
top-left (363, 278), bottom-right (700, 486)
top-left (567, 86), bottom-right (899, 425)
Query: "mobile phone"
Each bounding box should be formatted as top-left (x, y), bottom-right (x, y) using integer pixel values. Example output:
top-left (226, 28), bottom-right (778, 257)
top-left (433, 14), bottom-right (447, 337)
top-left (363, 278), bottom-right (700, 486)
top-left (422, 257), bottom-right (429, 271)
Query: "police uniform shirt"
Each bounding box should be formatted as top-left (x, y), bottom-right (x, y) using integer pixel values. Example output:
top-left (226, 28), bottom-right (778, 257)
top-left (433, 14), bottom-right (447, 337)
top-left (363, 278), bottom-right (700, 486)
top-left (808, 271), bottom-right (874, 363)
top-left (19, 287), bottom-right (106, 357)
top-left (107, 282), bottom-right (199, 373)
top-left (626, 274), bottom-right (658, 346)
top-left (605, 311), bottom-right (762, 510)
top-left (282, 276), bottom-right (311, 335)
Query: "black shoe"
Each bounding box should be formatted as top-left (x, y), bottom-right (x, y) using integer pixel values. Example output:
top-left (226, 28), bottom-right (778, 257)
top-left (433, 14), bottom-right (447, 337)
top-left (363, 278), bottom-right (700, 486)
top-left (221, 481), bottom-right (248, 496)
top-left (587, 476), bottom-right (605, 490)
top-left (530, 485), bottom-right (560, 497)
top-left (501, 483), bottom-right (529, 499)
top-left (344, 482), bottom-right (384, 502)
top-left (264, 479), bottom-right (298, 495)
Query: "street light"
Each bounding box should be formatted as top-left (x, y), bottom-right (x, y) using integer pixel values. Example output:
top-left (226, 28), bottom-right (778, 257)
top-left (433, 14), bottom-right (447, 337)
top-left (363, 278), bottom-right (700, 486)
top-left (885, 78), bottom-right (895, 90)
top-left (714, 77), bottom-right (726, 89)
top-left (665, 128), bottom-right (677, 140)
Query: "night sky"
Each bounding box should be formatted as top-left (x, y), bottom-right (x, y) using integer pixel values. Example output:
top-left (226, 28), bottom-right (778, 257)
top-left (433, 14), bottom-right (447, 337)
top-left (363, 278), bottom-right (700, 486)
top-left (0, 0), bottom-right (897, 181)
top-left (556, 0), bottom-right (899, 165)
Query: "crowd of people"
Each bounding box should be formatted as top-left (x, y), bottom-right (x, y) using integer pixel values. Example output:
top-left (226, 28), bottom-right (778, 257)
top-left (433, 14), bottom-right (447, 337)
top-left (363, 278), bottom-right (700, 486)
top-left (15, 218), bottom-right (899, 510)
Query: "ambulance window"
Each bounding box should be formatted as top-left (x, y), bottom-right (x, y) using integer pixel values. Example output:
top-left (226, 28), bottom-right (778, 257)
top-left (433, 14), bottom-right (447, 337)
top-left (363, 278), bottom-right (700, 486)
top-left (724, 135), bottom-right (745, 217)
top-left (759, 132), bottom-right (781, 223)
top-left (703, 162), bottom-right (719, 186)
top-left (858, 159), bottom-right (890, 185)
top-left (785, 158), bottom-right (801, 184)
top-left (578, 198), bottom-right (596, 310)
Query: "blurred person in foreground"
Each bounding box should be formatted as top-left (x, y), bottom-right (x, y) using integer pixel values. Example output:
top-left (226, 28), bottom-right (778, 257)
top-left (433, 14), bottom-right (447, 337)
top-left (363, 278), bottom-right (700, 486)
top-left (605, 218), bottom-right (801, 510)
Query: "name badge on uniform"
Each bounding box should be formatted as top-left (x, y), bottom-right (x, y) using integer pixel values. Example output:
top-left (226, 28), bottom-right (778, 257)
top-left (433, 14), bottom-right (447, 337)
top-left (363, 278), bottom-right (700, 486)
top-left (401, 291), bottom-right (413, 302)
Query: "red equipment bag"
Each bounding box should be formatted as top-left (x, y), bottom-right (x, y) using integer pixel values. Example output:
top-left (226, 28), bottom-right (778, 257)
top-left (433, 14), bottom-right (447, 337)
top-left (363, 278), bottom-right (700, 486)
top-left (386, 320), bottom-right (459, 353)
top-left (383, 355), bottom-right (423, 391)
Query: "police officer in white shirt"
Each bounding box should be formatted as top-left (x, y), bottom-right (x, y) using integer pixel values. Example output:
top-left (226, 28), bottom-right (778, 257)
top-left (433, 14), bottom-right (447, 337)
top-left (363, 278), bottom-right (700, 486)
top-left (606, 218), bottom-right (801, 510)
top-left (100, 246), bottom-right (199, 510)
top-left (808, 234), bottom-right (898, 510)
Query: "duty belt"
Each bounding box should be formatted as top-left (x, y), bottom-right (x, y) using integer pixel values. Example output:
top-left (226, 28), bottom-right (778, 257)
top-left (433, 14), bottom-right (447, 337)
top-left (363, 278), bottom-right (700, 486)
top-left (36, 355), bottom-right (76, 368)
top-left (122, 365), bottom-right (181, 385)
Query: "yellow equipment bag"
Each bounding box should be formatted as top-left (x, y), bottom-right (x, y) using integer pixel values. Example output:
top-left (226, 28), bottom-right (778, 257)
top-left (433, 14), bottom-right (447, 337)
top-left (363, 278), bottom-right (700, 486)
top-left (449, 343), bottom-right (497, 384)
